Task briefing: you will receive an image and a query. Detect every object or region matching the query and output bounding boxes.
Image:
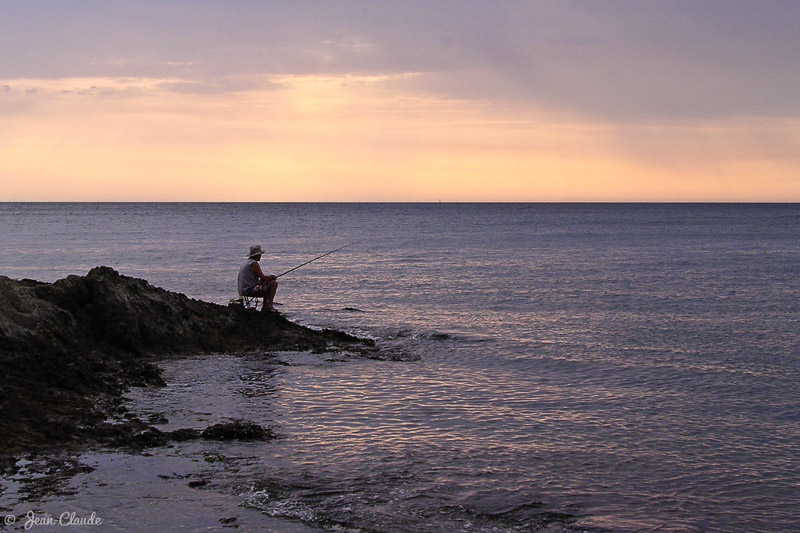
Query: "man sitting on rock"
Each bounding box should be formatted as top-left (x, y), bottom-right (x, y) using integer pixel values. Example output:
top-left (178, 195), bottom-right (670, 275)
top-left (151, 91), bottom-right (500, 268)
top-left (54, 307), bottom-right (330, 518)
top-left (238, 245), bottom-right (278, 312)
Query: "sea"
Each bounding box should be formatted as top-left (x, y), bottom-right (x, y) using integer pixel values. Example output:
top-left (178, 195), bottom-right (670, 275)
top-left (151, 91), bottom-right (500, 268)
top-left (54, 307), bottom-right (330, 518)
top-left (0, 203), bottom-right (798, 532)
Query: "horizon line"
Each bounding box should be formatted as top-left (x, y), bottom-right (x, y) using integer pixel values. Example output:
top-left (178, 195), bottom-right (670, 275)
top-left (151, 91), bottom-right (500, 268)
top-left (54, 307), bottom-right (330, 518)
top-left (1, 200), bottom-right (799, 205)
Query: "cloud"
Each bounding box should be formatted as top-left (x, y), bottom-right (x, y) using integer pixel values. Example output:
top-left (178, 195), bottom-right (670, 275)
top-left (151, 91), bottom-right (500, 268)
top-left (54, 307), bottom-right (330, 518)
top-left (1, 69), bottom-right (797, 202)
top-left (156, 77), bottom-right (282, 95)
top-left (379, 2), bottom-right (800, 120)
top-left (1, 2), bottom-right (798, 119)
top-left (1, 2), bottom-right (799, 201)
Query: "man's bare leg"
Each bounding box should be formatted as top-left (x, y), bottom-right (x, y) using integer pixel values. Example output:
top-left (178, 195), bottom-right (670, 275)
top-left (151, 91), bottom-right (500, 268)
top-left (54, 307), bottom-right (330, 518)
top-left (264, 279), bottom-right (278, 312)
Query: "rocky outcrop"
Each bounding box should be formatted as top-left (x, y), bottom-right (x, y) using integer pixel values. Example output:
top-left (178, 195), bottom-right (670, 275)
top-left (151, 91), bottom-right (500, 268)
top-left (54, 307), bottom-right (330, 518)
top-left (0, 267), bottom-right (374, 452)
top-left (91, 420), bottom-right (275, 449)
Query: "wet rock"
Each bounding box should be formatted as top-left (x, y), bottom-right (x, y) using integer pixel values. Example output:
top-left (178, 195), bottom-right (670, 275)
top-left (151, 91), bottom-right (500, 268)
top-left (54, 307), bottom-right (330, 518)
top-left (200, 421), bottom-right (272, 441)
top-left (2, 455), bottom-right (95, 501)
top-left (166, 422), bottom-right (274, 443)
top-left (91, 420), bottom-right (169, 449)
top-left (167, 428), bottom-right (202, 442)
top-left (89, 419), bottom-right (273, 449)
top-left (146, 413), bottom-right (169, 425)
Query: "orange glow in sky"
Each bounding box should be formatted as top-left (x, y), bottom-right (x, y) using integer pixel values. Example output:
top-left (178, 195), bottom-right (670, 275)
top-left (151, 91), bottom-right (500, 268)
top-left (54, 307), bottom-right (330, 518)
top-left (2, 74), bottom-right (797, 202)
top-left (1, 3), bottom-right (798, 202)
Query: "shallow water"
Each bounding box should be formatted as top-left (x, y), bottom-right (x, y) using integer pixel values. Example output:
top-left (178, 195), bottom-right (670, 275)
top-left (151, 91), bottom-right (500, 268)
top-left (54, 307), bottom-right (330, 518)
top-left (1, 203), bottom-right (799, 532)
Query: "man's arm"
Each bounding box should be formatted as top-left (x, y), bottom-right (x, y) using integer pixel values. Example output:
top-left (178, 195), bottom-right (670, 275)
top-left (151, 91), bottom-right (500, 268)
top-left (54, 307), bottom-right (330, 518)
top-left (250, 261), bottom-right (276, 282)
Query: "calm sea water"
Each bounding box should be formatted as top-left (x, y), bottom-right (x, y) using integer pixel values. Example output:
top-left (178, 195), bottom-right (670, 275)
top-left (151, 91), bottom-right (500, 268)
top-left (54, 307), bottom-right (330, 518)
top-left (1, 203), bottom-right (798, 532)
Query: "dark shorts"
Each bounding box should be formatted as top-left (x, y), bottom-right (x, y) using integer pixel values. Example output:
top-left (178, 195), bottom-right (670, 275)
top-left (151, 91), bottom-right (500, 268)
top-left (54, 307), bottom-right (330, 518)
top-left (244, 282), bottom-right (269, 297)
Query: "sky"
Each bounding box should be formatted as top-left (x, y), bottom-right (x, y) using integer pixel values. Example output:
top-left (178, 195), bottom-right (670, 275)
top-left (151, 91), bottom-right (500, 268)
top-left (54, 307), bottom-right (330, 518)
top-left (1, 1), bottom-right (799, 201)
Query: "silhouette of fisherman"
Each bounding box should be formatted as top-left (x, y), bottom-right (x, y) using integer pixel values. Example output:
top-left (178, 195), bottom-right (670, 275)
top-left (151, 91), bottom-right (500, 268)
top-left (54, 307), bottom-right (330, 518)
top-left (237, 245), bottom-right (278, 312)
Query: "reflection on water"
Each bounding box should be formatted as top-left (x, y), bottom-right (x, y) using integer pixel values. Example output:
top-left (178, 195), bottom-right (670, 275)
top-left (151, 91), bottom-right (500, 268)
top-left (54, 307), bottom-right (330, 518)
top-left (1, 203), bottom-right (799, 532)
top-left (118, 335), bottom-right (799, 533)
top-left (125, 353), bottom-right (581, 532)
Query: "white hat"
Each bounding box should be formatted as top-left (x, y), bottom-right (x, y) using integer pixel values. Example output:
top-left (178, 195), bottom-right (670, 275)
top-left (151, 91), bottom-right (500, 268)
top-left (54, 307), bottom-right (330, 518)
top-left (248, 245), bottom-right (265, 258)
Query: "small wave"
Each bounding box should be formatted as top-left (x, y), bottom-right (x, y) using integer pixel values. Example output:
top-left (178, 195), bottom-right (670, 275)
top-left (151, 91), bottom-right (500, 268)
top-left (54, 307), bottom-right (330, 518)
top-left (380, 328), bottom-right (455, 341)
top-left (264, 499), bottom-right (320, 523)
top-left (272, 351), bottom-right (352, 366)
top-left (240, 477), bottom-right (575, 533)
top-left (421, 331), bottom-right (452, 341)
top-left (242, 482), bottom-right (325, 525)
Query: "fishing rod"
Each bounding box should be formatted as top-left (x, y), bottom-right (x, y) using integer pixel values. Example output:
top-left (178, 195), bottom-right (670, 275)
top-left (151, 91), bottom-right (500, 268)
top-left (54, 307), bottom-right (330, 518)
top-left (276, 241), bottom-right (363, 278)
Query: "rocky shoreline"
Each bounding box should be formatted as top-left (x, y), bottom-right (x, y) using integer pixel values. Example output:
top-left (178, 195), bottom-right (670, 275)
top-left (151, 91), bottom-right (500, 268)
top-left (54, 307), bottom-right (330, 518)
top-left (0, 267), bottom-right (376, 460)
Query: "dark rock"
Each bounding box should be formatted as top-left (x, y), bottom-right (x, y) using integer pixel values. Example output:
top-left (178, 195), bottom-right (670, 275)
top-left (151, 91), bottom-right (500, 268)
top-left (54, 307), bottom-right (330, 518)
top-left (322, 327), bottom-right (374, 345)
top-left (147, 413), bottom-right (169, 425)
top-left (0, 267), bottom-right (375, 453)
top-left (167, 428), bottom-right (202, 442)
top-left (200, 421), bottom-right (272, 441)
top-left (91, 420), bottom-right (169, 449)
top-left (88, 421), bottom-right (271, 449)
